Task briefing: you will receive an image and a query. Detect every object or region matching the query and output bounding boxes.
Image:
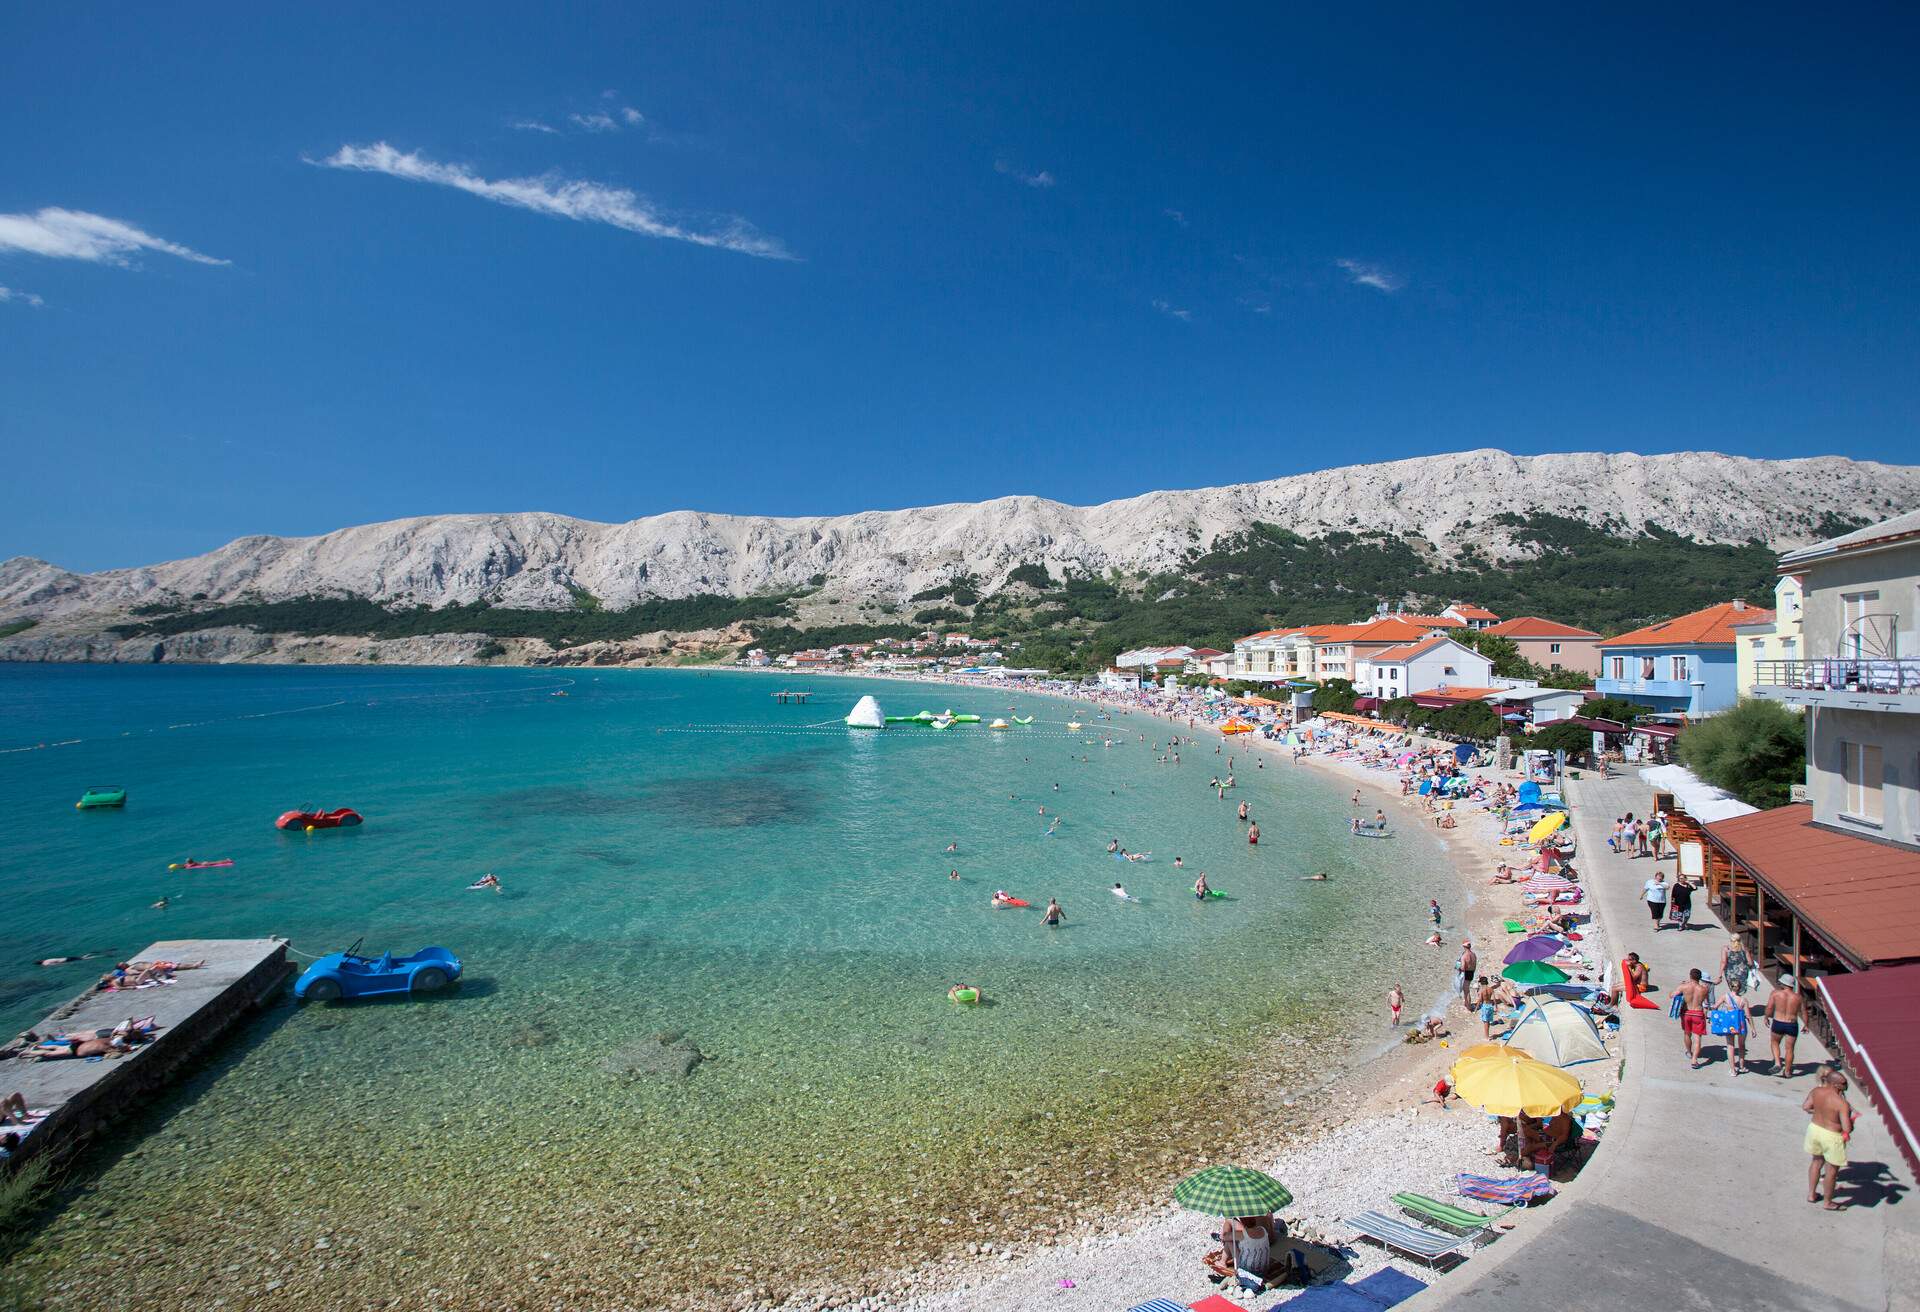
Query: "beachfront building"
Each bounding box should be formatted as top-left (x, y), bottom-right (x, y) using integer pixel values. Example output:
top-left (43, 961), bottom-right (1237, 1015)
top-left (1231, 629), bottom-right (1316, 682)
top-left (1593, 600), bottom-right (1771, 716)
top-left (1486, 616), bottom-right (1603, 677)
top-left (1116, 645), bottom-right (1194, 670)
top-left (1309, 617), bottom-right (1445, 683)
top-left (1184, 647), bottom-right (1231, 678)
top-left (1689, 513), bottom-right (1920, 1147)
top-left (1353, 636), bottom-right (1494, 701)
top-left (1734, 573), bottom-right (1805, 703)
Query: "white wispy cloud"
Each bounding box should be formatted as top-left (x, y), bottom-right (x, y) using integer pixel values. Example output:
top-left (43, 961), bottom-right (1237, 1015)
top-left (0, 285), bottom-right (46, 307)
top-left (511, 119), bottom-right (561, 135)
top-left (1151, 298), bottom-right (1192, 322)
top-left (1237, 293), bottom-right (1272, 315)
top-left (0, 208), bottom-right (228, 268)
top-left (1336, 258), bottom-right (1402, 293)
top-left (570, 111), bottom-right (621, 133)
top-left (311, 142), bottom-right (792, 260)
top-left (994, 159), bottom-right (1056, 189)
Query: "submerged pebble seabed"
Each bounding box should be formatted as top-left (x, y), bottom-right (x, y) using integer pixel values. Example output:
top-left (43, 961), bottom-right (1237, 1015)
top-left (15, 950), bottom-right (1350, 1310)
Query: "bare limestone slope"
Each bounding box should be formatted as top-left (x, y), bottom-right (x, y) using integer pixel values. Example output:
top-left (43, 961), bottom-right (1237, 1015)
top-left (4, 450), bottom-right (1916, 627)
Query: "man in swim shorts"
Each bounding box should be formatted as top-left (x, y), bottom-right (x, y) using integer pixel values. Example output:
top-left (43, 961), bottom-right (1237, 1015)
top-left (1679, 968), bottom-right (1711, 1067)
top-left (1766, 973), bottom-right (1804, 1078)
top-left (1193, 873), bottom-right (1210, 900)
top-left (1803, 1070), bottom-right (1855, 1209)
top-left (1042, 898), bottom-right (1063, 926)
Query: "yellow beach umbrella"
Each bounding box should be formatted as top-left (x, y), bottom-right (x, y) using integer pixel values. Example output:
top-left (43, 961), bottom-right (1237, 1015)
top-left (1451, 1042), bottom-right (1509, 1065)
top-left (1527, 811), bottom-right (1567, 845)
top-left (1449, 1051), bottom-right (1582, 1117)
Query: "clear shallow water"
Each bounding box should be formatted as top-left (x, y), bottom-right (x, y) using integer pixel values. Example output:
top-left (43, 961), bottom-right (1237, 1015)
top-left (0, 664), bottom-right (1449, 1308)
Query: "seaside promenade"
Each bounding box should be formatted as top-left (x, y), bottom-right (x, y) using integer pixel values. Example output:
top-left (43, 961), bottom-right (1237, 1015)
top-left (1428, 772), bottom-right (1920, 1312)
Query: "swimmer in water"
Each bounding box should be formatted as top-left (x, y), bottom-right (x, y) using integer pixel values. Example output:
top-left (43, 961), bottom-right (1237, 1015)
top-left (945, 842), bottom-right (958, 853)
top-left (1125, 851), bottom-right (1151, 862)
top-left (1041, 898), bottom-right (1063, 925)
top-left (991, 890), bottom-right (1019, 908)
top-left (948, 983), bottom-right (982, 1004)
top-left (1111, 882), bottom-right (1130, 900)
top-left (1193, 873), bottom-right (1211, 900)
top-left (37, 953), bottom-right (100, 966)
top-left (1173, 856), bottom-right (1184, 868)
top-left (949, 869), bottom-right (961, 880)
top-left (1107, 839), bottom-right (1119, 853)
top-left (1238, 801), bottom-right (1250, 822)
top-left (1247, 821), bottom-right (1260, 846)
top-left (1351, 790), bottom-right (1361, 808)
top-left (469, 873), bottom-right (502, 893)
top-left (1301, 872), bottom-right (1329, 882)
top-left (152, 896), bottom-right (170, 909)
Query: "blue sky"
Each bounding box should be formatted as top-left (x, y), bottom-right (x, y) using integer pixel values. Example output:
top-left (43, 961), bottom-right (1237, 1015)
top-left (4, 4), bottom-right (1917, 571)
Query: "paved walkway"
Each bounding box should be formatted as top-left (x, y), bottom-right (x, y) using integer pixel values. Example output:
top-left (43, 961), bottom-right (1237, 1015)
top-left (1427, 771), bottom-right (1919, 1312)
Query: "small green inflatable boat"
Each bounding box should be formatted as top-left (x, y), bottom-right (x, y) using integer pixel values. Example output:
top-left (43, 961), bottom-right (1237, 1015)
top-left (76, 786), bottom-right (127, 810)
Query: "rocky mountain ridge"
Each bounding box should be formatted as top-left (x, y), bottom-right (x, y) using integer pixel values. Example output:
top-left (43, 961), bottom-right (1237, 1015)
top-left (5, 450), bottom-right (1916, 628)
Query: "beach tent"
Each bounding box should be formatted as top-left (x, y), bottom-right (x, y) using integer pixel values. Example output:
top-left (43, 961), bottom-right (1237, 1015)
top-left (1503, 999), bottom-right (1609, 1066)
top-left (1516, 780), bottom-right (1543, 807)
top-left (1453, 743), bottom-right (1476, 763)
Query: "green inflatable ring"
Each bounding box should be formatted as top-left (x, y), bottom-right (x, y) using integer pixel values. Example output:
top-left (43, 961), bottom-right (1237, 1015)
top-left (949, 987), bottom-right (979, 1005)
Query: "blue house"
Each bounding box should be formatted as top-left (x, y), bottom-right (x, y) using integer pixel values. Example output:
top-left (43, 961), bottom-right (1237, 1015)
top-left (1594, 600), bottom-right (1773, 716)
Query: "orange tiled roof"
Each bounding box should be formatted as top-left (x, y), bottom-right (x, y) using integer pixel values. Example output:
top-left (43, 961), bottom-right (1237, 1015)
top-left (1489, 616), bottom-right (1602, 640)
top-left (1597, 601), bottom-right (1774, 648)
top-left (1410, 685), bottom-right (1505, 701)
top-left (1448, 604), bottom-right (1500, 620)
top-left (1367, 636), bottom-right (1459, 662)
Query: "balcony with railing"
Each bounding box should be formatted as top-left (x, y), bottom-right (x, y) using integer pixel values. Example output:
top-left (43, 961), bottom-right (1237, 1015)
top-left (1750, 657), bottom-right (1920, 711)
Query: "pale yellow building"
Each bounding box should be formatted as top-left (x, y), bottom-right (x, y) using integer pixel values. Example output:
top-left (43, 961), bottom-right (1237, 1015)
top-left (1734, 573), bottom-right (1804, 703)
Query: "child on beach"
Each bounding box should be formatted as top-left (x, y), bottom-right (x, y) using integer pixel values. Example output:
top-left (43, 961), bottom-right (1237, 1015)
top-left (1388, 984), bottom-right (1404, 1027)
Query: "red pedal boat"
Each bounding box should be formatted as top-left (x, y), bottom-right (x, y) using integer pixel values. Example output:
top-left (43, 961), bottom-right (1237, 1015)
top-left (276, 807), bottom-right (364, 831)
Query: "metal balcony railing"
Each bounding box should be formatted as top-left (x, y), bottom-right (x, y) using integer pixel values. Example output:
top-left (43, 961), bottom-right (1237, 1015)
top-left (1754, 657), bottom-right (1920, 696)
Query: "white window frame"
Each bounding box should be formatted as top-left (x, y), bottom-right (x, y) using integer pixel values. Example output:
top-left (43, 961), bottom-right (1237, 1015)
top-left (1671, 655), bottom-right (1689, 681)
top-left (1840, 740), bottom-right (1884, 824)
top-left (1609, 656), bottom-right (1625, 681)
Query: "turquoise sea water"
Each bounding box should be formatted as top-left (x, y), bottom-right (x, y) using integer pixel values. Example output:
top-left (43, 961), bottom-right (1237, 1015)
top-left (0, 664), bottom-right (1452, 1309)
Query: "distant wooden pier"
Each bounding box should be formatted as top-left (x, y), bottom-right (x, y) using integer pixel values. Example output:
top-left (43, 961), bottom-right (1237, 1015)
top-left (3, 938), bottom-right (291, 1169)
top-left (772, 690), bottom-right (813, 704)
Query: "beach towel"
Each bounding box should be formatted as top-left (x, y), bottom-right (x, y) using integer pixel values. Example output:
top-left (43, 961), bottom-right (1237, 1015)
top-left (1124, 1301), bottom-right (1187, 1312)
top-left (1456, 1173), bottom-right (1555, 1204)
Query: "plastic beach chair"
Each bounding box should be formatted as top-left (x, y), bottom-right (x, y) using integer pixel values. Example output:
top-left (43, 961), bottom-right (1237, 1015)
top-left (1454, 1173), bottom-right (1555, 1205)
top-left (1389, 1192), bottom-right (1516, 1237)
top-left (1345, 1211), bottom-right (1471, 1268)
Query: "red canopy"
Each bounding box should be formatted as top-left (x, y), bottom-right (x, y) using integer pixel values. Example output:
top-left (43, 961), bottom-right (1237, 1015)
top-left (1818, 964), bottom-right (1920, 1182)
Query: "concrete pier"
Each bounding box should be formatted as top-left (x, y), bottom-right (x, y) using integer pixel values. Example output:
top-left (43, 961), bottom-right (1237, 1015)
top-left (3, 938), bottom-right (291, 1170)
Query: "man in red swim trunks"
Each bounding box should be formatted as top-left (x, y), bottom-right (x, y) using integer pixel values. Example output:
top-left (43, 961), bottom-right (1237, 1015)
top-left (1679, 968), bottom-right (1712, 1068)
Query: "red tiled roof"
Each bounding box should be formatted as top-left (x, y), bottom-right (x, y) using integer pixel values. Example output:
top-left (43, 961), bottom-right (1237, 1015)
top-left (1817, 963), bottom-right (1920, 1181)
top-left (1188, 648), bottom-right (1227, 659)
top-left (1704, 804), bottom-right (1920, 969)
top-left (1488, 616), bottom-right (1601, 640)
top-left (1598, 601), bottom-right (1773, 648)
top-left (1448, 604), bottom-right (1500, 620)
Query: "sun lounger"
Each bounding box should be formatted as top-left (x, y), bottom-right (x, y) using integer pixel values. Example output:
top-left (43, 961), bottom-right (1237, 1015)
top-left (1345, 1211), bottom-right (1471, 1267)
top-left (1389, 1192), bottom-right (1516, 1236)
top-left (1455, 1173), bottom-right (1555, 1205)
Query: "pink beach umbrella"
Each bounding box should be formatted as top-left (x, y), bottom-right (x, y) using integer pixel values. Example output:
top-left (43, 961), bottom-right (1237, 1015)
top-left (1521, 873), bottom-right (1576, 895)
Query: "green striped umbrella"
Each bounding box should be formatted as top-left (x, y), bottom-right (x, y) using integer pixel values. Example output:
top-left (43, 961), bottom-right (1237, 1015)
top-left (1172, 1165), bottom-right (1294, 1215)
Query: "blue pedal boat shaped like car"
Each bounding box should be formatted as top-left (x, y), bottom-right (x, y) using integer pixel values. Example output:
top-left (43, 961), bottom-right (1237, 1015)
top-left (294, 944), bottom-right (462, 1002)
